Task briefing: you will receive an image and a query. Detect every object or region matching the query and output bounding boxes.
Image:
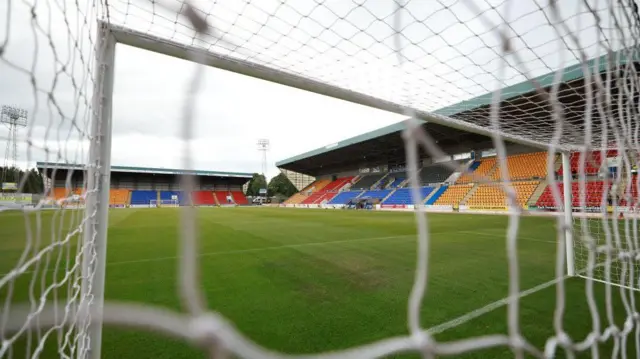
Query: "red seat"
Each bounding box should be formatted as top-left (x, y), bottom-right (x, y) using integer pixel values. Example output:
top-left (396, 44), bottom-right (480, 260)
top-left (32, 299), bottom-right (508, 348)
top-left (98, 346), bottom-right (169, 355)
top-left (192, 191), bottom-right (215, 205)
top-left (301, 176), bottom-right (354, 204)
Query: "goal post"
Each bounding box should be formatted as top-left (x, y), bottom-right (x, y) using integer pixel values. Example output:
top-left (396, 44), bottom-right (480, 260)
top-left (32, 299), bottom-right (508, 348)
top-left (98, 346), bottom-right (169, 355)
top-left (150, 199), bottom-right (180, 208)
top-left (80, 21), bottom-right (117, 359)
top-left (562, 152), bottom-right (575, 277)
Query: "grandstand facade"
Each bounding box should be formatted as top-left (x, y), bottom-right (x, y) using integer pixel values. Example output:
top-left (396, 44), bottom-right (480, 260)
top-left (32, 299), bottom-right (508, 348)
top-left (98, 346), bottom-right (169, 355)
top-left (276, 64), bottom-right (633, 213)
top-left (37, 162), bottom-right (252, 207)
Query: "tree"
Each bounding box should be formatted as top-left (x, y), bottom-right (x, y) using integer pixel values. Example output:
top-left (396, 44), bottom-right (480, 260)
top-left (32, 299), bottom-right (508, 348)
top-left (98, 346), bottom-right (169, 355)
top-left (245, 173), bottom-right (267, 197)
top-left (0, 166), bottom-right (44, 193)
top-left (267, 172), bottom-right (297, 198)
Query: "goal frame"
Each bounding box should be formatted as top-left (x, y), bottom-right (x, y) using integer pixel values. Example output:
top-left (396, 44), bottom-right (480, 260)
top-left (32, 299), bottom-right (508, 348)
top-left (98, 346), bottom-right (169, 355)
top-left (84, 20), bottom-right (579, 359)
top-left (150, 199), bottom-right (180, 207)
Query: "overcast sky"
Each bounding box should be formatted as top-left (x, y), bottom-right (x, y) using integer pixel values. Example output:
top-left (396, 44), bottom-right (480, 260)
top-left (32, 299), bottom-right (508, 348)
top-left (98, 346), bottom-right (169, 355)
top-left (0, 0), bottom-right (631, 180)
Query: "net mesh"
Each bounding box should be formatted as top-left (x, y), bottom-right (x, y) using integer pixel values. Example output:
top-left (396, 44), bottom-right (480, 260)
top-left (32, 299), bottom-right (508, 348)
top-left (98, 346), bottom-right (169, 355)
top-left (1, 0), bottom-right (640, 358)
top-left (0, 0), bottom-right (104, 357)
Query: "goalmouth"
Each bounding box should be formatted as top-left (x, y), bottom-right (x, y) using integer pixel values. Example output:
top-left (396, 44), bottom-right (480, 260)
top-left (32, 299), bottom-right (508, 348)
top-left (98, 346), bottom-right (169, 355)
top-left (3, 1), bottom-right (640, 359)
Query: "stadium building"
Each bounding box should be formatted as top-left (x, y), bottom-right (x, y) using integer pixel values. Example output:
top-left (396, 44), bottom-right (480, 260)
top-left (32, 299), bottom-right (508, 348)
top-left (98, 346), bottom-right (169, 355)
top-left (277, 60), bottom-right (634, 213)
top-left (37, 162), bottom-right (252, 207)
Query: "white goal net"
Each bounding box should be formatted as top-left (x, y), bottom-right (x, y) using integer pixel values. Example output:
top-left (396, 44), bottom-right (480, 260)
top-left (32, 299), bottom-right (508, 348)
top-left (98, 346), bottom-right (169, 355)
top-left (2, 0), bottom-right (640, 358)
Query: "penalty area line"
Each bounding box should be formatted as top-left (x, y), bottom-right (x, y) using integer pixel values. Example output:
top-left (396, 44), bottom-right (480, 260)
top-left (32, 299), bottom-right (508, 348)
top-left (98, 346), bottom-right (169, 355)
top-left (426, 262), bottom-right (607, 335)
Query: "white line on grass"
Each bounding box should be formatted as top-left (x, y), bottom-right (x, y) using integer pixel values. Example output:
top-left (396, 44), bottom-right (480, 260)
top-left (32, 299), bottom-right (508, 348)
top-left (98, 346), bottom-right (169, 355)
top-left (425, 262), bottom-right (607, 335)
top-left (425, 275), bottom-right (565, 335)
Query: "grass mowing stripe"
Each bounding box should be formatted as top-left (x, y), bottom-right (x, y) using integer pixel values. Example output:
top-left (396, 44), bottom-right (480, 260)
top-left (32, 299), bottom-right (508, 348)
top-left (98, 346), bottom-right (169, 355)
top-left (0, 228), bottom-right (557, 276)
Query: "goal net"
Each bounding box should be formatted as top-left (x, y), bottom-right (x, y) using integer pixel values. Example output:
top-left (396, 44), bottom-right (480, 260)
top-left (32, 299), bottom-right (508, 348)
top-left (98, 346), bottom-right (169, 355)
top-left (2, 0), bottom-right (640, 358)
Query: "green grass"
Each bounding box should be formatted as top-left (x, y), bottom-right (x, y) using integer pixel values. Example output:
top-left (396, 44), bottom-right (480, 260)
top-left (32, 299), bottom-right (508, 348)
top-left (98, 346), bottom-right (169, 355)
top-left (0, 207), bottom-right (638, 358)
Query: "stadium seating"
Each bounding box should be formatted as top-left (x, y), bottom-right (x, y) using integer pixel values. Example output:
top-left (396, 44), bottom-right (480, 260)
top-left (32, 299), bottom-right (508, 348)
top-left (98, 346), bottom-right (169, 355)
top-left (130, 190), bottom-right (157, 205)
top-left (360, 189), bottom-right (392, 200)
top-left (382, 187), bottom-right (434, 205)
top-left (231, 191), bottom-right (249, 205)
top-left (558, 150), bottom-right (617, 175)
top-left (301, 177), bottom-right (354, 204)
top-left (52, 187), bottom-right (68, 199)
top-left (420, 163), bottom-right (455, 184)
top-left (383, 173), bottom-right (406, 188)
top-left (434, 185), bottom-right (473, 206)
top-left (160, 191), bottom-right (184, 204)
top-left (466, 181), bottom-right (539, 208)
top-left (620, 175), bottom-right (639, 206)
top-left (214, 191), bottom-right (232, 204)
top-left (491, 152), bottom-right (549, 181)
top-left (536, 181), bottom-right (610, 207)
top-left (109, 189), bottom-right (130, 206)
top-left (351, 174), bottom-right (385, 190)
top-left (192, 191), bottom-right (215, 205)
top-left (328, 191), bottom-right (362, 204)
top-left (457, 158), bottom-right (497, 183)
top-left (425, 186), bottom-right (448, 205)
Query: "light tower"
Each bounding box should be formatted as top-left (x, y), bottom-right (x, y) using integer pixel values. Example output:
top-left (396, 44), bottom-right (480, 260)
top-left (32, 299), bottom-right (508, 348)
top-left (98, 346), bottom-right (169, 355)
top-left (1, 105), bottom-right (28, 187)
top-left (257, 139), bottom-right (270, 177)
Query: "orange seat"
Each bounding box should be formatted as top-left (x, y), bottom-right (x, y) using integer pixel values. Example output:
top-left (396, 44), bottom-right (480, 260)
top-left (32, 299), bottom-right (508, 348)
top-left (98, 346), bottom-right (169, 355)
top-left (492, 152), bottom-right (552, 181)
top-left (435, 185), bottom-right (473, 205)
top-left (109, 189), bottom-right (130, 205)
top-left (457, 158), bottom-right (497, 184)
top-left (467, 181), bottom-right (539, 208)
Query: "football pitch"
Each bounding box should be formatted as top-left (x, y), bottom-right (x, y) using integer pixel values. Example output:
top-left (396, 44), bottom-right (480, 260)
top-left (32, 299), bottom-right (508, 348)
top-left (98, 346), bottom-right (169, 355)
top-left (0, 207), bottom-right (636, 358)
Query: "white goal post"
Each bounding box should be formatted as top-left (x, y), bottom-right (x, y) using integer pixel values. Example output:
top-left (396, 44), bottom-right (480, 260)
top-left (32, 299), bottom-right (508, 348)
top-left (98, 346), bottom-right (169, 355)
top-left (150, 199), bottom-right (180, 208)
top-left (2, 1), bottom-right (640, 359)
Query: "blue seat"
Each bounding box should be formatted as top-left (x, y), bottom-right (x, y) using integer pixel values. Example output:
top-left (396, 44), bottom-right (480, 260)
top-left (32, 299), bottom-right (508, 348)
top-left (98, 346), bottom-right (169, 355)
top-left (361, 189), bottom-right (392, 200)
top-left (328, 191), bottom-right (362, 204)
top-left (130, 190), bottom-right (157, 205)
top-left (159, 191), bottom-right (185, 205)
top-left (383, 187), bottom-right (434, 205)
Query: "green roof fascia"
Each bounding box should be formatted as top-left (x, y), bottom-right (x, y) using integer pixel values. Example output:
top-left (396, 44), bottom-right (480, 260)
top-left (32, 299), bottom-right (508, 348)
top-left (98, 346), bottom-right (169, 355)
top-left (36, 162), bottom-right (253, 178)
top-left (275, 120), bottom-right (423, 167)
top-left (276, 48), bottom-right (639, 168)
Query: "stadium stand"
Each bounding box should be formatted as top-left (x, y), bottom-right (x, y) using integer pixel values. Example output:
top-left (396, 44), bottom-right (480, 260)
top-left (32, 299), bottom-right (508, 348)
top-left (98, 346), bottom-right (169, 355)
top-left (466, 181), bottom-right (539, 208)
top-left (457, 158), bottom-right (497, 183)
top-left (351, 173), bottom-right (385, 190)
top-left (328, 191), bottom-right (362, 204)
top-left (420, 163), bottom-right (455, 184)
top-left (383, 172), bottom-right (406, 188)
top-left (558, 150), bottom-right (617, 175)
top-left (130, 190), bottom-right (157, 205)
top-left (383, 187), bottom-right (434, 205)
top-left (425, 186), bottom-right (447, 205)
top-left (109, 189), bottom-right (130, 206)
top-left (620, 175), bottom-right (639, 206)
top-left (536, 181), bottom-right (610, 207)
top-left (52, 188), bottom-right (68, 199)
top-left (361, 189), bottom-right (392, 200)
top-left (492, 152), bottom-right (550, 181)
top-left (433, 185), bottom-right (473, 206)
top-left (193, 191), bottom-right (215, 206)
top-left (214, 191), bottom-right (231, 204)
top-left (301, 176), bottom-right (354, 204)
top-left (231, 191), bottom-right (249, 205)
top-left (160, 191), bottom-right (183, 204)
